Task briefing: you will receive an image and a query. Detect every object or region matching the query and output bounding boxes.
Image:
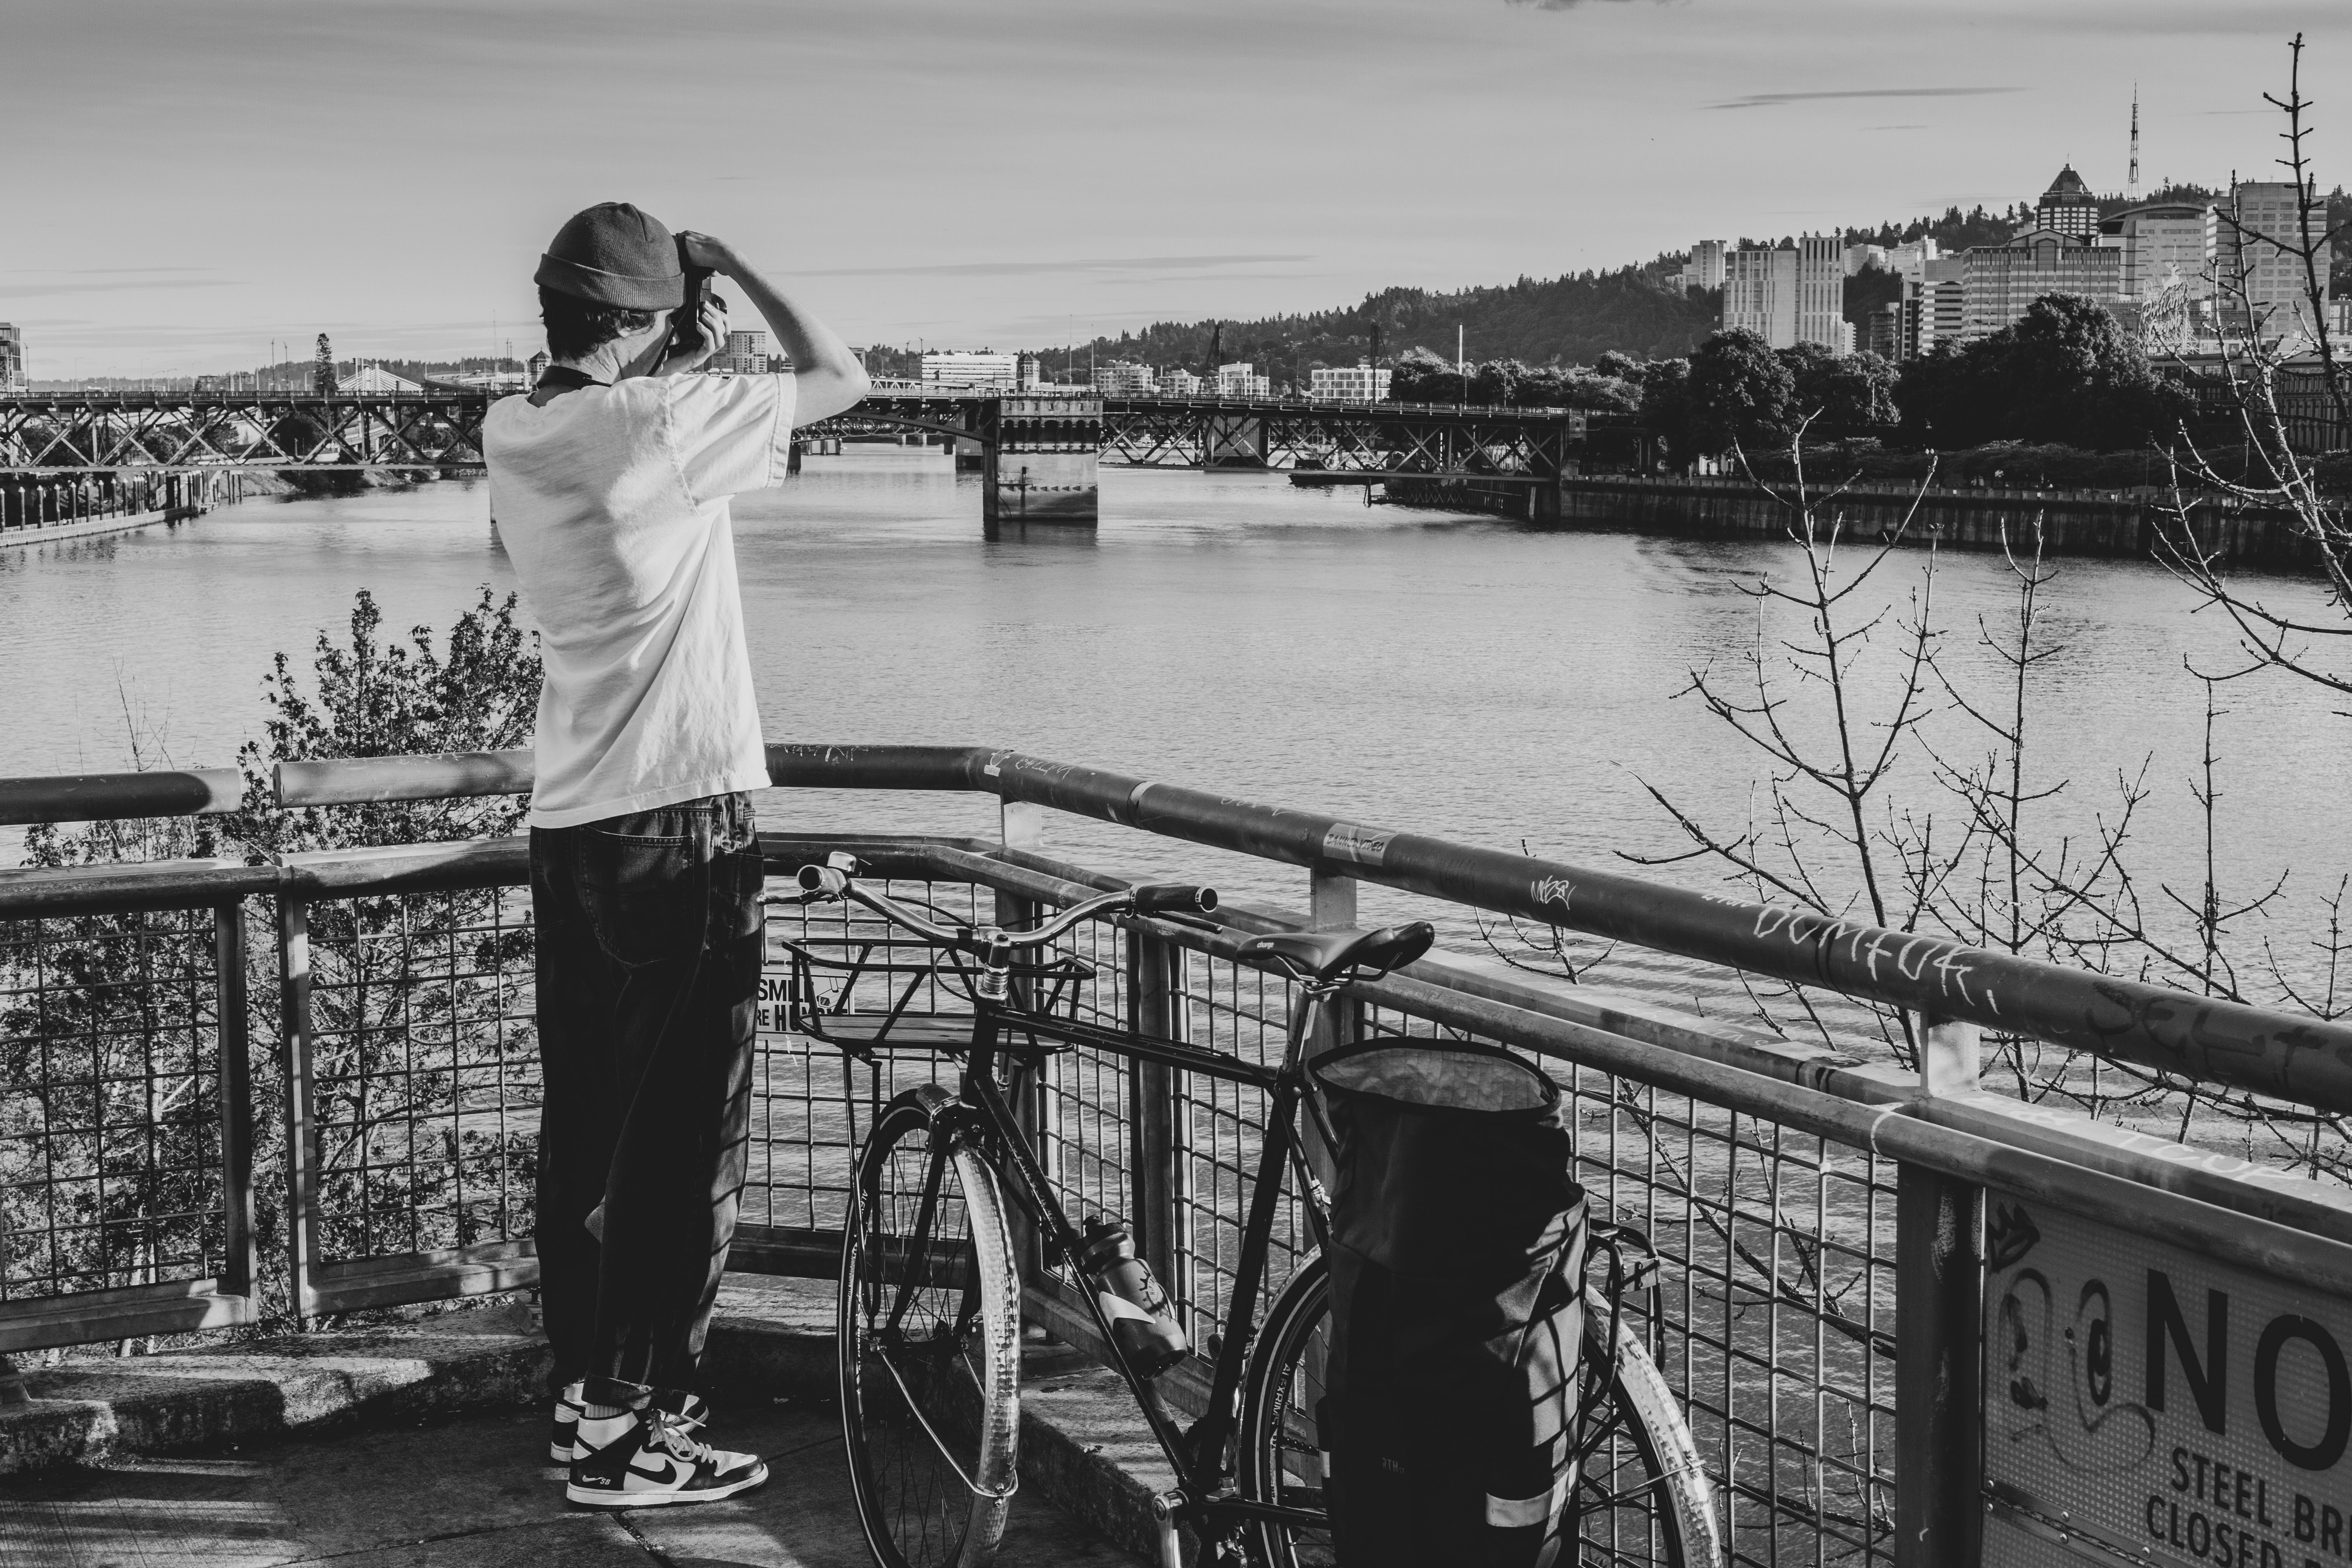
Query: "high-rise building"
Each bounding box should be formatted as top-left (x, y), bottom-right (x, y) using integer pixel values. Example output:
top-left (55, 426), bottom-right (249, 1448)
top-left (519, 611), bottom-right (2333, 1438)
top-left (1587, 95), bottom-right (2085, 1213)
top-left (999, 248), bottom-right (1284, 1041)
top-left (1724, 236), bottom-right (1847, 352)
top-left (1889, 238), bottom-right (1940, 284)
top-left (921, 351), bottom-right (1019, 389)
top-left (1843, 243), bottom-right (1888, 277)
top-left (1214, 361), bottom-right (1271, 399)
top-left (1097, 361), bottom-right (1156, 395)
top-left (1959, 230), bottom-right (2123, 340)
top-left (2100, 202), bottom-right (2214, 303)
top-left (2032, 165), bottom-right (2102, 240)
top-left (713, 329), bottom-right (772, 375)
top-left (1916, 258), bottom-right (1966, 353)
top-left (1679, 240), bottom-right (1726, 294)
top-left (1308, 364), bottom-right (1393, 402)
top-left (1865, 302), bottom-right (1902, 359)
top-left (0, 323), bottom-right (21, 390)
top-left (2215, 180), bottom-right (2335, 341)
top-left (1159, 368), bottom-right (1204, 397)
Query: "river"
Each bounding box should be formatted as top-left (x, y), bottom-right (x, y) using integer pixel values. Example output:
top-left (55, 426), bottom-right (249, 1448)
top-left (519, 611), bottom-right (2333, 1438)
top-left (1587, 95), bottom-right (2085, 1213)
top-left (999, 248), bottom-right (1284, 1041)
top-left (4, 450), bottom-right (2344, 1018)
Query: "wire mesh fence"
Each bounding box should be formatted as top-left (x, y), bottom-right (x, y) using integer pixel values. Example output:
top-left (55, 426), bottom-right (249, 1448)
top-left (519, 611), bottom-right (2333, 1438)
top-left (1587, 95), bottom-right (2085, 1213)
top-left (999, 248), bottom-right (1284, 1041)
top-left (0, 904), bottom-right (238, 1314)
top-left (297, 885), bottom-right (539, 1270)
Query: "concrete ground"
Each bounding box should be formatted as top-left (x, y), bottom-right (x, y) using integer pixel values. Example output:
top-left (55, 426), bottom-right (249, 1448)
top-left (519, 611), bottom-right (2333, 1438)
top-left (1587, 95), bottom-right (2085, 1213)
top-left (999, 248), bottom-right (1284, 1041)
top-left (0, 1395), bottom-right (1145, 1567)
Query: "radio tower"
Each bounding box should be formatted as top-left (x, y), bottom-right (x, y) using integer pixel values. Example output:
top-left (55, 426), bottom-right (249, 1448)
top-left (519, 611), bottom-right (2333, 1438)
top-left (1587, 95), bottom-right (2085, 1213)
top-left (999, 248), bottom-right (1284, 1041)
top-left (2127, 85), bottom-right (2141, 201)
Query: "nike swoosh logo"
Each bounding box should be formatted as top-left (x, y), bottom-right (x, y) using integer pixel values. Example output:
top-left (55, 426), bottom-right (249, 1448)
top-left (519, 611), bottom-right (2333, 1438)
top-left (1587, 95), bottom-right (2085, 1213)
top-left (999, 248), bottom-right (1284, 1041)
top-left (629, 1457), bottom-right (678, 1484)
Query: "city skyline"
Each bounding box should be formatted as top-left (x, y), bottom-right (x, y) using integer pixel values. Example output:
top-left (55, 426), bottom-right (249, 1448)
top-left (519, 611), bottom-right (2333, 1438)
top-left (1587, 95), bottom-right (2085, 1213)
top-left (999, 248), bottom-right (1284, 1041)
top-left (1, 0), bottom-right (2344, 378)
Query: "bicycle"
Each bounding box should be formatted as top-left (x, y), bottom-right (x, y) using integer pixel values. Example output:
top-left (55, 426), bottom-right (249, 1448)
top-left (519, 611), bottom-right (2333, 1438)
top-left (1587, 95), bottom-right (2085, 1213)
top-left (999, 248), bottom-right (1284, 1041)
top-left (773, 853), bottom-right (1720, 1568)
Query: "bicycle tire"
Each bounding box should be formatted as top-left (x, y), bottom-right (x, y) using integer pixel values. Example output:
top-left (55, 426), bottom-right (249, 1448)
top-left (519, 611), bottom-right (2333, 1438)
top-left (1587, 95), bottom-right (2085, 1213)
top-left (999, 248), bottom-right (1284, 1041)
top-left (840, 1084), bottom-right (1024, 1568)
top-left (1237, 1256), bottom-right (1721, 1568)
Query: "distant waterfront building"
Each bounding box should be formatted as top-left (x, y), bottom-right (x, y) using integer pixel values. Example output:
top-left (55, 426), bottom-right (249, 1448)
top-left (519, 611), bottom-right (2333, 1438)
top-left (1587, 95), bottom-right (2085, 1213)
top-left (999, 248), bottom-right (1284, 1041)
top-left (921, 351), bottom-right (1019, 389)
top-left (1959, 228), bottom-right (2123, 341)
top-left (336, 363), bottom-right (422, 395)
top-left (1679, 240), bottom-right (1726, 294)
top-left (713, 329), bottom-right (772, 375)
top-left (1097, 361), bottom-right (1156, 395)
top-left (1725, 235), bottom-right (1846, 352)
top-left (2215, 180), bottom-right (2335, 341)
top-left (1843, 243), bottom-right (1888, 277)
top-left (1214, 361), bottom-right (1271, 399)
top-left (527, 350), bottom-right (551, 385)
top-left (1308, 364), bottom-right (1393, 402)
top-left (1865, 302), bottom-right (1902, 359)
top-left (0, 322), bottom-right (21, 390)
top-left (1889, 237), bottom-right (1939, 284)
top-left (1159, 367), bottom-right (1204, 397)
top-left (1916, 257), bottom-right (1966, 353)
top-left (2100, 201), bottom-right (2215, 303)
top-left (1016, 352), bottom-right (1044, 391)
top-left (2030, 165), bottom-right (2102, 240)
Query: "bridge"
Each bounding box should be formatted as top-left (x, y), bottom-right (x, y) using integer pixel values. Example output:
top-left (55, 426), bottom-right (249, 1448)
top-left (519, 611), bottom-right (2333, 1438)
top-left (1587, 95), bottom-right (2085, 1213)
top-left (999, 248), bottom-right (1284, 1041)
top-left (0, 387), bottom-right (1587, 528)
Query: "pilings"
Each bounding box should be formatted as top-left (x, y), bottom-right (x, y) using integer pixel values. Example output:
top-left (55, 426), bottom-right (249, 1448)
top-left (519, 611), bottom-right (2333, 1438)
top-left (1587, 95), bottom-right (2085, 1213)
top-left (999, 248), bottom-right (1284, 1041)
top-left (0, 469), bottom-right (228, 545)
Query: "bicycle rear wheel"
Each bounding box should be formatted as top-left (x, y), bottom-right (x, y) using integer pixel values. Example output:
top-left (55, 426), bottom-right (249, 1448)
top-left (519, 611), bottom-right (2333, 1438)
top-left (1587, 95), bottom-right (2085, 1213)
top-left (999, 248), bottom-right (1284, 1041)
top-left (840, 1085), bottom-right (1024, 1568)
top-left (1237, 1256), bottom-right (1720, 1568)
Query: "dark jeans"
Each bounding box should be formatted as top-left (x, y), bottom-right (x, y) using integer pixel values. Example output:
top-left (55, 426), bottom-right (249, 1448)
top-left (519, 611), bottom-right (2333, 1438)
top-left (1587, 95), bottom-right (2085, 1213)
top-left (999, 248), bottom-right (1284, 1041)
top-left (530, 792), bottom-right (763, 1400)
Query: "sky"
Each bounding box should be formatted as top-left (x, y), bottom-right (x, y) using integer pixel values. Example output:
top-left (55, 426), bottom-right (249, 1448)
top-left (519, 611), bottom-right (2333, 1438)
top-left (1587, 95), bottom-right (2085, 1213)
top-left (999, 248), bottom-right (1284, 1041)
top-left (2, 0), bottom-right (2344, 378)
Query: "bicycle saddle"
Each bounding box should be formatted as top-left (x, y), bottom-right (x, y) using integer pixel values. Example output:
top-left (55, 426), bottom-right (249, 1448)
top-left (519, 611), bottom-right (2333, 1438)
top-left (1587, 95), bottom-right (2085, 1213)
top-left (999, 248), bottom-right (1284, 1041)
top-left (1238, 922), bottom-right (1435, 983)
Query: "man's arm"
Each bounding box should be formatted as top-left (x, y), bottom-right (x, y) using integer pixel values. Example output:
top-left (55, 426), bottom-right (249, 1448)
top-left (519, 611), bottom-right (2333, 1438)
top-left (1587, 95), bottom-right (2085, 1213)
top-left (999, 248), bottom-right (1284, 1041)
top-left (679, 232), bottom-right (870, 424)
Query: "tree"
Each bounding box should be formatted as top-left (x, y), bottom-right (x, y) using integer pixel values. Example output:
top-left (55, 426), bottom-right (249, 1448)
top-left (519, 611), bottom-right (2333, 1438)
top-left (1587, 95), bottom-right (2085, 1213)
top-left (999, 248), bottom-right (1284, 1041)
top-left (1637, 357), bottom-right (1696, 465)
top-left (1780, 343), bottom-right (1900, 428)
top-left (3, 589), bottom-right (544, 1328)
top-left (1896, 294), bottom-right (2190, 450)
top-left (1685, 330), bottom-right (1795, 454)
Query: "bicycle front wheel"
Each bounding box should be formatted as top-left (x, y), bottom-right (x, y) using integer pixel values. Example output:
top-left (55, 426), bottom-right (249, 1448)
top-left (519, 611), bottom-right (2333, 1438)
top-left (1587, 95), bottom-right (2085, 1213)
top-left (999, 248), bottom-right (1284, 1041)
top-left (840, 1085), bottom-right (1024, 1568)
top-left (1237, 1256), bottom-right (1721, 1568)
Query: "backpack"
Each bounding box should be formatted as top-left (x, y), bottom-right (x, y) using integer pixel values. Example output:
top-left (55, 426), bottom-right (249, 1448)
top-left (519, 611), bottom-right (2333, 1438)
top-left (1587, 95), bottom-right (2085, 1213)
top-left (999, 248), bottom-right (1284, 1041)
top-left (1313, 1039), bottom-right (1587, 1568)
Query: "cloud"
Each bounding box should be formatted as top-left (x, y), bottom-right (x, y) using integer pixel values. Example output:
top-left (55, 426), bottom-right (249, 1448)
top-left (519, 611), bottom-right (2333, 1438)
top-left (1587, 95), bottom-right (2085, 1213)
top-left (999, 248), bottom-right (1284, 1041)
top-left (797, 254), bottom-right (1312, 280)
top-left (0, 279), bottom-right (244, 300)
top-left (1705, 87), bottom-right (2020, 111)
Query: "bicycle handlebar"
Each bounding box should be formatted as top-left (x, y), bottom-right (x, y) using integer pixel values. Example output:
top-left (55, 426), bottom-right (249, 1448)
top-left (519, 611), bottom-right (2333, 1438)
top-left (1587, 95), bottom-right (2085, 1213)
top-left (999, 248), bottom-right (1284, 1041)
top-left (786, 860), bottom-right (1215, 957)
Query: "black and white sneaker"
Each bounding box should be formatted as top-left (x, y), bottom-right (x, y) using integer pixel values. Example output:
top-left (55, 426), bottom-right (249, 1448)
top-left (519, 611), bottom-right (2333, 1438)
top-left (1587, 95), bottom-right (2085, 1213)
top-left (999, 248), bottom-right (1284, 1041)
top-left (565, 1408), bottom-right (767, 1509)
top-left (550, 1383), bottom-right (710, 1463)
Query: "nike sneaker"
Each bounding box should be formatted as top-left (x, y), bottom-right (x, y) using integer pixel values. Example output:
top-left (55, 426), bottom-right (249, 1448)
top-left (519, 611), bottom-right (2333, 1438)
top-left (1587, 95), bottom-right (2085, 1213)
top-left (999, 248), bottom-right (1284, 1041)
top-left (565, 1407), bottom-right (767, 1509)
top-left (549, 1383), bottom-right (710, 1463)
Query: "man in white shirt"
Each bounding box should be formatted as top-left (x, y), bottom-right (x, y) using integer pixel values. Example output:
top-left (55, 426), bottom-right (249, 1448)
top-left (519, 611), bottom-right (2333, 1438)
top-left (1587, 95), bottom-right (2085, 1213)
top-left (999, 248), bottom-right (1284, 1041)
top-left (483, 201), bottom-right (868, 1508)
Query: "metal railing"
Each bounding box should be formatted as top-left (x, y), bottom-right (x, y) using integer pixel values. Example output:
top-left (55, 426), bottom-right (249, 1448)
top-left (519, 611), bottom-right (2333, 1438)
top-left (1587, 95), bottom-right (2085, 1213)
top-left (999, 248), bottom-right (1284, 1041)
top-left (9, 744), bottom-right (2352, 1568)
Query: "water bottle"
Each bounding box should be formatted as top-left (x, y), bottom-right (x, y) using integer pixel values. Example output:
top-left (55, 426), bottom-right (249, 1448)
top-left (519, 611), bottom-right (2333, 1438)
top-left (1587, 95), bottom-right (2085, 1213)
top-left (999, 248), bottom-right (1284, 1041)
top-left (1080, 1217), bottom-right (1189, 1377)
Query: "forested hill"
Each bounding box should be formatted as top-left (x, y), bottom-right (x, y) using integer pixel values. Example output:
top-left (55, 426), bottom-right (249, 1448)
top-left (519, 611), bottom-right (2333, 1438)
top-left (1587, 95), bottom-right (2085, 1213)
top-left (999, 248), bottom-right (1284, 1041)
top-left (1024, 269), bottom-right (1722, 384)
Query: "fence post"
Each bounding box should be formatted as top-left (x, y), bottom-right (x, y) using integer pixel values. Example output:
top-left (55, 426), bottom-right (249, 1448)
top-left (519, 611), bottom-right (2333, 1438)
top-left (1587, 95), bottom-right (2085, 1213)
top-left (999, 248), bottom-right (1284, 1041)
top-left (1127, 929), bottom-right (1184, 1317)
top-left (278, 897), bottom-right (322, 1326)
top-left (216, 901), bottom-right (259, 1309)
top-left (995, 799), bottom-right (1051, 1284)
top-left (1896, 1012), bottom-right (1983, 1568)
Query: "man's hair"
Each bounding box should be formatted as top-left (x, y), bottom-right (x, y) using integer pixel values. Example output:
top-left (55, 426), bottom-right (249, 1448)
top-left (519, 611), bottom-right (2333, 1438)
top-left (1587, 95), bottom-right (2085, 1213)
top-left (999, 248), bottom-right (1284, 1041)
top-left (539, 286), bottom-right (660, 361)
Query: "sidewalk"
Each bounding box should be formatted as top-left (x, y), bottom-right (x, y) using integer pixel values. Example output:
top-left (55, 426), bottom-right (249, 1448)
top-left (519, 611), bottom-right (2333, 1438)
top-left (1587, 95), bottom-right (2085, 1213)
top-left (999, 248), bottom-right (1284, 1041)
top-left (0, 1398), bottom-right (1140, 1566)
top-left (0, 1277), bottom-right (1157, 1566)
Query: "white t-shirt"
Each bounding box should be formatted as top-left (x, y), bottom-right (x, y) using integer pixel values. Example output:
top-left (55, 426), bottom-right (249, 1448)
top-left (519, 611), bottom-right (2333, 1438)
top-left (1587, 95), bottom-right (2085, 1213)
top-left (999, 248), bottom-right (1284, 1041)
top-left (483, 372), bottom-right (795, 829)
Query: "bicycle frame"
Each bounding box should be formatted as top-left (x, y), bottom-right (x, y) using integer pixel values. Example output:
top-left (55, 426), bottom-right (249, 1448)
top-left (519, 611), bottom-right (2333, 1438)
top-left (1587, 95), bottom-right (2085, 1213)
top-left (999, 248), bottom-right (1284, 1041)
top-left (886, 968), bottom-right (1342, 1542)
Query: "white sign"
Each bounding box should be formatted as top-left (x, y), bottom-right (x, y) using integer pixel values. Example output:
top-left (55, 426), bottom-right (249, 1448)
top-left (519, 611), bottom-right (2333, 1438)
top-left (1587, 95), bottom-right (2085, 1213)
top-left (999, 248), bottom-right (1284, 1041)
top-left (1985, 1196), bottom-right (2352, 1568)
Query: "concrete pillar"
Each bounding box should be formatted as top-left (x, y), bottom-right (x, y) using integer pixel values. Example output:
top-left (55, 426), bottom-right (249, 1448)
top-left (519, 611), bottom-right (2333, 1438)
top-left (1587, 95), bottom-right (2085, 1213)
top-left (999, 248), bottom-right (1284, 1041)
top-left (982, 395), bottom-right (1099, 528)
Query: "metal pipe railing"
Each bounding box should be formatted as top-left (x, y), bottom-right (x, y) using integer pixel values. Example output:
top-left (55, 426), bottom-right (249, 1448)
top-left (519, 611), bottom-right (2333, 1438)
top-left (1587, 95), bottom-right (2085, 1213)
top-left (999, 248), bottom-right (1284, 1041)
top-left (262, 741), bottom-right (2352, 1117)
top-left (0, 766), bottom-right (242, 826)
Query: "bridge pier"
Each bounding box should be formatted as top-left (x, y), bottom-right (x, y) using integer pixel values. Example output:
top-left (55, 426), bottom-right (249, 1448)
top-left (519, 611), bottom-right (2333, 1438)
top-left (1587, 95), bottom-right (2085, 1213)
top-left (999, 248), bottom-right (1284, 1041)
top-left (1204, 413), bottom-right (1269, 469)
top-left (983, 395), bottom-right (1100, 528)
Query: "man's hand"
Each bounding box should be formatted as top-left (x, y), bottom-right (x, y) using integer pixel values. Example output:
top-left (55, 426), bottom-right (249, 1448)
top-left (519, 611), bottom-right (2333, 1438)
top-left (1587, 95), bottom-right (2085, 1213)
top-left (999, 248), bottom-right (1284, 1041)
top-left (677, 231), bottom-right (736, 276)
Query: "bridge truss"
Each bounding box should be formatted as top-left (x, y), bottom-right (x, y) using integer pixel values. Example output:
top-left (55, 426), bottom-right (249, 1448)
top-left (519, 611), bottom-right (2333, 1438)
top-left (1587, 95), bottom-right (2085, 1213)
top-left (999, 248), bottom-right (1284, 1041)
top-left (2, 389), bottom-right (1581, 480)
top-left (1099, 397), bottom-right (1584, 476)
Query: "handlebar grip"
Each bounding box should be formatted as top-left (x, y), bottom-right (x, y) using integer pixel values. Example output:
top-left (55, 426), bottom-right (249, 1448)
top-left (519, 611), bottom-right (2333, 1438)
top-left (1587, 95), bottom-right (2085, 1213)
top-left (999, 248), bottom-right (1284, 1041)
top-left (797, 864), bottom-right (849, 896)
top-left (1132, 883), bottom-right (1218, 916)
